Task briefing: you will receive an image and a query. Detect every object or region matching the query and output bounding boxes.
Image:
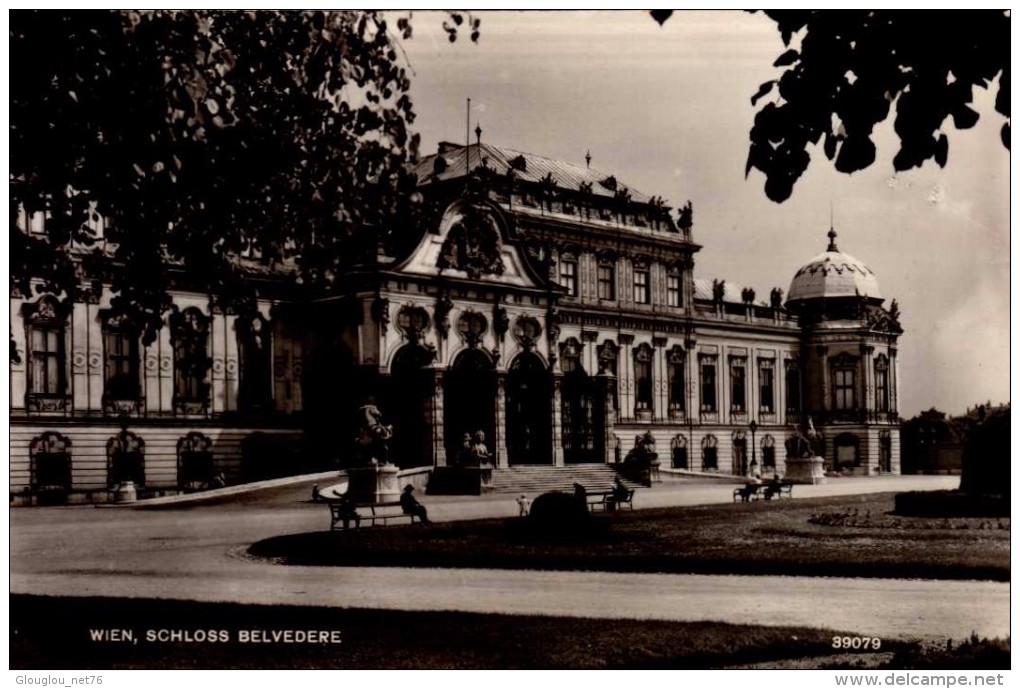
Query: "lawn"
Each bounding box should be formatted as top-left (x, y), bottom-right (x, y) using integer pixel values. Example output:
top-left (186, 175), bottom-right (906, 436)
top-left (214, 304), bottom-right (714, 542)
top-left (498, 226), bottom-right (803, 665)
top-left (250, 493), bottom-right (1009, 581)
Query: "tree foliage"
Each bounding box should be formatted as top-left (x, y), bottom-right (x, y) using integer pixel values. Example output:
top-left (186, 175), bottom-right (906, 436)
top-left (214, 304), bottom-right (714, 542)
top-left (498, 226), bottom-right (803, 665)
top-left (10, 10), bottom-right (469, 345)
top-left (653, 10), bottom-right (1010, 202)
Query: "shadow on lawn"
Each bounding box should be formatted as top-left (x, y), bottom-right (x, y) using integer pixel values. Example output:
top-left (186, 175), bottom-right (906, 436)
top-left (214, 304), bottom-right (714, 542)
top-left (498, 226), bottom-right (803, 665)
top-left (248, 493), bottom-right (1009, 581)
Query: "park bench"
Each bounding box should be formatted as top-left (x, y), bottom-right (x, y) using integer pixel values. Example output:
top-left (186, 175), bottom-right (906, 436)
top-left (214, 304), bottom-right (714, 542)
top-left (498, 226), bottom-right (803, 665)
top-left (733, 483), bottom-right (765, 502)
top-left (763, 482), bottom-right (794, 500)
top-left (326, 500), bottom-right (417, 530)
top-left (586, 488), bottom-right (635, 512)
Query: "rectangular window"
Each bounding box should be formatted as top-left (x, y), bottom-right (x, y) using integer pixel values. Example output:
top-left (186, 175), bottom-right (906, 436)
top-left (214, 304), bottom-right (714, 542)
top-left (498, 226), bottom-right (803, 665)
top-left (597, 264), bottom-right (615, 301)
top-left (666, 273), bottom-right (681, 307)
top-left (834, 368), bottom-right (856, 410)
top-left (875, 367), bottom-right (889, 412)
top-left (700, 359), bottom-right (716, 412)
top-left (759, 363), bottom-right (774, 413)
top-left (785, 367), bottom-right (801, 412)
top-left (634, 359), bottom-right (652, 411)
top-left (559, 259), bottom-right (578, 297)
top-left (668, 361), bottom-right (685, 411)
top-left (633, 269), bottom-right (650, 304)
top-left (730, 360), bottom-right (746, 412)
top-left (29, 326), bottom-right (63, 395)
top-left (104, 329), bottom-right (140, 400)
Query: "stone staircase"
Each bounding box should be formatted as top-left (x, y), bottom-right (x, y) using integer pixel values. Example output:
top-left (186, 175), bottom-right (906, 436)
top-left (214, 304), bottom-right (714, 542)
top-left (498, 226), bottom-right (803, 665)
top-left (489, 464), bottom-right (641, 495)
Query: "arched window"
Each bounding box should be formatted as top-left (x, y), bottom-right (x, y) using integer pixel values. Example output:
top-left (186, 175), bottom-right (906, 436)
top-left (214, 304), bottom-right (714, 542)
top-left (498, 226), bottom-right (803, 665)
top-left (879, 430), bottom-right (892, 473)
top-left (831, 353), bottom-right (859, 412)
top-left (729, 357), bottom-right (747, 413)
top-left (107, 429), bottom-right (145, 487)
top-left (667, 346), bottom-right (686, 416)
top-left (732, 430), bottom-right (748, 475)
top-left (758, 359), bottom-right (775, 414)
top-left (633, 343), bottom-right (654, 415)
top-left (101, 312), bottom-right (141, 410)
top-left (170, 307), bottom-right (211, 415)
top-left (874, 355), bottom-right (890, 413)
top-left (237, 313), bottom-right (273, 413)
top-left (178, 432), bottom-right (215, 490)
top-left (785, 361), bottom-right (801, 413)
top-left (761, 434), bottom-right (776, 470)
top-left (670, 434), bottom-right (688, 469)
top-left (30, 431), bottom-right (72, 495)
top-left (699, 355), bottom-right (717, 413)
top-left (23, 296), bottom-right (67, 408)
top-left (701, 435), bottom-right (718, 471)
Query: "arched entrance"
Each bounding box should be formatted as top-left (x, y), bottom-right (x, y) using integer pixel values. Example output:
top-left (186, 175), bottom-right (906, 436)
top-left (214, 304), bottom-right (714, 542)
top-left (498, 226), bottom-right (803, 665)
top-left (560, 340), bottom-right (604, 464)
top-left (506, 352), bottom-right (551, 464)
top-left (444, 348), bottom-right (496, 464)
top-left (389, 345), bottom-right (436, 468)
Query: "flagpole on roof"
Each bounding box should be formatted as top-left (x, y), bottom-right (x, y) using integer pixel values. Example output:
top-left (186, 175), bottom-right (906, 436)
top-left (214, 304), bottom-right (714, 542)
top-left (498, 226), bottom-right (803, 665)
top-left (466, 97), bottom-right (471, 175)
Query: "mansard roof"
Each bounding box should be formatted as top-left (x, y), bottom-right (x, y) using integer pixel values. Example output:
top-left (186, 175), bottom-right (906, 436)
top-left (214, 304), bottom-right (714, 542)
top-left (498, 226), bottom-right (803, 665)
top-left (414, 142), bottom-right (658, 206)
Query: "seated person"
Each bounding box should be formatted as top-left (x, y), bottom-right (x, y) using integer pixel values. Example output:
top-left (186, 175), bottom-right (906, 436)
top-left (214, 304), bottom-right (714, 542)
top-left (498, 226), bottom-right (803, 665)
top-left (335, 493), bottom-right (362, 529)
top-left (765, 473), bottom-right (783, 500)
top-left (573, 482), bottom-right (587, 503)
top-left (610, 476), bottom-right (630, 510)
top-left (399, 485), bottom-right (431, 525)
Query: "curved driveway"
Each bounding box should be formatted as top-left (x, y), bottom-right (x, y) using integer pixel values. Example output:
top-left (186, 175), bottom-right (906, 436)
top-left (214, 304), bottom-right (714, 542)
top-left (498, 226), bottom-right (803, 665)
top-left (10, 475), bottom-right (1008, 640)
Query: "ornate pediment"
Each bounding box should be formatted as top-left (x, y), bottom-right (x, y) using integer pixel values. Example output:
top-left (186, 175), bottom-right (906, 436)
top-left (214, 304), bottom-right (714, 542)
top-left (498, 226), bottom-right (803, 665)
top-left (436, 205), bottom-right (505, 279)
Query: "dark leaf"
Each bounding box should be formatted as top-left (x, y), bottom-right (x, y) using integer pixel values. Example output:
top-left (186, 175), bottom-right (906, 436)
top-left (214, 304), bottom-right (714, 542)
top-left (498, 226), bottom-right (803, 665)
top-left (750, 80), bottom-right (775, 106)
top-left (834, 134), bottom-right (876, 173)
top-left (952, 105), bottom-right (979, 130)
top-left (934, 134), bottom-right (948, 167)
top-left (650, 9), bottom-right (674, 26)
top-left (773, 49), bottom-right (800, 68)
top-left (995, 66), bottom-right (1009, 117)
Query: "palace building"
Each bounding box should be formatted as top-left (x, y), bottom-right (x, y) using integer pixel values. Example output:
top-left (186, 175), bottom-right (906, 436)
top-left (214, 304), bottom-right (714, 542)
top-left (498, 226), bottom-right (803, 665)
top-left (9, 141), bottom-right (903, 503)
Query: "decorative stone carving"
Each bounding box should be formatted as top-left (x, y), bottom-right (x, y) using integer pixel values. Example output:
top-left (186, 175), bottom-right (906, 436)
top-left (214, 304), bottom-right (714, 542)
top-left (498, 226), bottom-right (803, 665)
top-left (371, 296), bottom-right (390, 334)
top-left (436, 205), bottom-right (505, 279)
top-left (72, 350), bottom-right (87, 372)
top-left (434, 292), bottom-right (454, 338)
top-left (546, 306), bottom-right (561, 343)
top-left (493, 300), bottom-right (510, 340)
top-left (457, 311), bottom-right (488, 348)
top-left (396, 305), bottom-right (430, 344)
top-left (512, 316), bottom-right (542, 351)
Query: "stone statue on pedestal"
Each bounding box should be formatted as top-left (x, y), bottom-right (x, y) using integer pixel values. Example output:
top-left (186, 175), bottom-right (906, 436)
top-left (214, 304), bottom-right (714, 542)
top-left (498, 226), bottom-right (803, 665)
top-left (356, 397), bottom-right (393, 466)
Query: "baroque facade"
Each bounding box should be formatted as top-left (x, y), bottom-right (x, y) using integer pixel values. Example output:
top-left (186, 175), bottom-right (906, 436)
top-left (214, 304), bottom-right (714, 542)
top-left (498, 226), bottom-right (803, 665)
top-left (10, 141), bottom-right (902, 503)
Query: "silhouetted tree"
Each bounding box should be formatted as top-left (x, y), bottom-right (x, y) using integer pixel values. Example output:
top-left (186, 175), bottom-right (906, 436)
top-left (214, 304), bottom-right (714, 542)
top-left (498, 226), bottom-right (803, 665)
top-left (653, 10), bottom-right (1009, 202)
top-left (10, 10), bottom-right (478, 349)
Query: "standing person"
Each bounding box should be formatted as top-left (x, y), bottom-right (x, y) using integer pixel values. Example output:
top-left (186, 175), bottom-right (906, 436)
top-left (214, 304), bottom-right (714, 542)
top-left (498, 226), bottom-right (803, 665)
top-left (399, 485), bottom-right (431, 525)
top-left (516, 494), bottom-right (531, 517)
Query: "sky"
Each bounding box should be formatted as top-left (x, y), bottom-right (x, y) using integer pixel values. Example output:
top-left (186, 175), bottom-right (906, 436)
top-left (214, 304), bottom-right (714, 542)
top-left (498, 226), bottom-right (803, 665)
top-left (396, 10), bottom-right (1011, 418)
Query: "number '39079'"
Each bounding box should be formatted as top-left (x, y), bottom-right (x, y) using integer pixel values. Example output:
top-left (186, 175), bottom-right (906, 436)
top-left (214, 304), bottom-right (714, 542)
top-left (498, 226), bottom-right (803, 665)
top-left (832, 636), bottom-right (881, 650)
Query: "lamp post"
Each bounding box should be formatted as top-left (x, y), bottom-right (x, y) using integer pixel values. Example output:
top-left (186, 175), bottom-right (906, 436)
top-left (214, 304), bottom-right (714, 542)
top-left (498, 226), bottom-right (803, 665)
top-left (748, 419), bottom-right (758, 477)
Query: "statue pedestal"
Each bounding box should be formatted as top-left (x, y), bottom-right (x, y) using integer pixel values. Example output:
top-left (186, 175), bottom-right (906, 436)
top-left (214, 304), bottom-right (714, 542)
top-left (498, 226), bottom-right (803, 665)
top-left (347, 465), bottom-right (401, 503)
top-left (113, 481), bottom-right (137, 503)
top-left (784, 456), bottom-right (826, 485)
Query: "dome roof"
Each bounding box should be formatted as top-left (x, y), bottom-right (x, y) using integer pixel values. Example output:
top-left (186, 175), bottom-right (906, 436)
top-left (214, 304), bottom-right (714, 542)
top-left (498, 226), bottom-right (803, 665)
top-left (787, 229), bottom-right (882, 303)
